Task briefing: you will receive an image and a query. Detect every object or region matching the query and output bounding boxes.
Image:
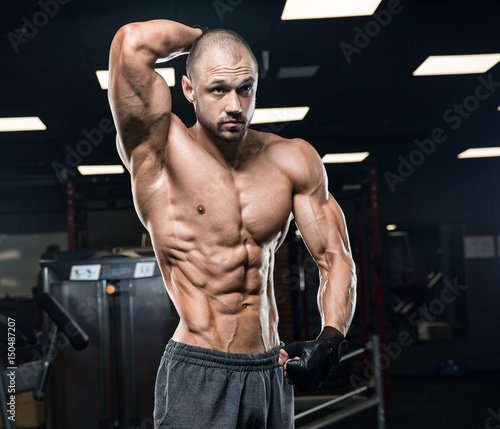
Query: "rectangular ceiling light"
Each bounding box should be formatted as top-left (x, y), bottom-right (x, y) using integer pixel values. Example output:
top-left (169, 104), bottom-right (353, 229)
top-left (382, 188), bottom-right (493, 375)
top-left (277, 65), bottom-right (320, 78)
top-left (413, 54), bottom-right (500, 76)
top-left (251, 107), bottom-right (309, 124)
top-left (322, 152), bottom-right (370, 163)
top-left (0, 116), bottom-right (46, 132)
top-left (77, 165), bottom-right (125, 175)
top-left (457, 147), bottom-right (500, 159)
top-left (281, 0), bottom-right (382, 20)
top-left (96, 68), bottom-right (175, 90)
top-left (95, 70), bottom-right (109, 89)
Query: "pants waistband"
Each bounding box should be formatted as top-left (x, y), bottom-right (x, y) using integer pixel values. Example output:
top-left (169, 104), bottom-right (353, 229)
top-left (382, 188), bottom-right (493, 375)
top-left (164, 339), bottom-right (283, 372)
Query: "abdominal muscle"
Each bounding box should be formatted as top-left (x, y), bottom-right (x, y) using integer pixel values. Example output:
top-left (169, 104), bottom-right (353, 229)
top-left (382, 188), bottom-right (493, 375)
top-left (153, 237), bottom-right (281, 354)
top-left (132, 124), bottom-right (291, 354)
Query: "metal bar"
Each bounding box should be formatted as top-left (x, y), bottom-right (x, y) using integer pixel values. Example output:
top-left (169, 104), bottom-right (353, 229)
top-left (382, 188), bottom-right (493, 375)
top-left (299, 397), bottom-right (380, 429)
top-left (295, 336), bottom-right (385, 427)
top-left (96, 280), bottom-right (108, 427)
top-left (295, 385), bottom-right (370, 420)
top-left (355, 212), bottom-right (370, 344)
top-left (339, 343), bottom-right (370, 363)
top-left (33, 325), bottom-right (59, 401)
top-left (42, 267), bottom-right (53, 429)
top-left (128, 283), bottom-right (138, 424)
top-left (11, 361), bottom-right (44, 393)
top-left (369, 167), bottom-right (392, 409)
top-left (66, 180), bottom-right (76, 250)
top-left (372, 335), bottom-right (386, 429)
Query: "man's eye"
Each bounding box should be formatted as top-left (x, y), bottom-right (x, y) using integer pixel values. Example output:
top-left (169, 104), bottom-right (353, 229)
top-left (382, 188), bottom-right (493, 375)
top-left (236, 85), bottom-right (252, 96)
top-left (212, 87), bottom-right (225, 94)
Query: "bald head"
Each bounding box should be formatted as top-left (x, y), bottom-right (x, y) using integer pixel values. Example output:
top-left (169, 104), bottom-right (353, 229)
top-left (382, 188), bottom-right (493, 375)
top-left (186, 29), bottom-right (258, 82)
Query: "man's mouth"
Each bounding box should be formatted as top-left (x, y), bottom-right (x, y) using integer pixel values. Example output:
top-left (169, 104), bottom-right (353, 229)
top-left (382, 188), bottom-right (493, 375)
top-left (222, 120), bottom-right (244, 128)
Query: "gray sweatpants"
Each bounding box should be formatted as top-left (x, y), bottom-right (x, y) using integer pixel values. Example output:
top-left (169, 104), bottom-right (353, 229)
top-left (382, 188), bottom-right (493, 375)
top-left (153, 339), bottom-right (294, 428)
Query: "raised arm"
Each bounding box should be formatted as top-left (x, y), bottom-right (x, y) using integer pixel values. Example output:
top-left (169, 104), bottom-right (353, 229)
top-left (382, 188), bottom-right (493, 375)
top-left (278, 139), bottom-right (357, 392)
top-left (108, 20), bottom-right (201, 167)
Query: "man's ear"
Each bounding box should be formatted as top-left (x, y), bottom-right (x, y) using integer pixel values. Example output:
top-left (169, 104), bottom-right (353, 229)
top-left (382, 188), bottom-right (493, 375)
top-left (182, 75), bottom-right (195, 104)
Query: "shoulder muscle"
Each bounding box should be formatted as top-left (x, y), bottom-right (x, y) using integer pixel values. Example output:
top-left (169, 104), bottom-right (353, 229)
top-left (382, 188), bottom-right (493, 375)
top-left (267, 137), bottom-right (327, 198)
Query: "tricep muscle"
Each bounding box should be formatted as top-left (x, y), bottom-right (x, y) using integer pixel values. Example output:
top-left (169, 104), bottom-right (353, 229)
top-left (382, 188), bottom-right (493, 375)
top-left (108, 24), bottom-right (172, 163)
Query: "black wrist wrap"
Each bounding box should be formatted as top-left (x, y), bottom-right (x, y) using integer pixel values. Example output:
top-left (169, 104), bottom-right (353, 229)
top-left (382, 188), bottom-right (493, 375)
top-left (316, 326), bottom-right (348, 366)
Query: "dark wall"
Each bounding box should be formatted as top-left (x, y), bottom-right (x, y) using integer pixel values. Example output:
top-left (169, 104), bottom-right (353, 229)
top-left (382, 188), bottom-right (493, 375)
top-left (86, 209), bottom-right (147, 249)
top-left (376, 156), bottom-right (500, 373)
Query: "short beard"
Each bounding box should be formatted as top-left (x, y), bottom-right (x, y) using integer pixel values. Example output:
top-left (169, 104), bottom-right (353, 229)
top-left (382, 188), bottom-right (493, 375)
top-left (196, 110), bottom-right (247, 143)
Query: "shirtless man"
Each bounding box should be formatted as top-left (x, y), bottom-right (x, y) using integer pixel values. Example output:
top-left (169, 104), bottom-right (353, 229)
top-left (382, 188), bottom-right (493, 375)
top-left (108, 19), bottom-right (356, 429)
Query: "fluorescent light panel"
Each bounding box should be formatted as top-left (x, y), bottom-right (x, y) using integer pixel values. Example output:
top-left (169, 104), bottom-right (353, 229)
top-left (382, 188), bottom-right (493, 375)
top-left (281, 0), bottom-right (382, 20)
top-left (0, 249), bottom-right (21, 260)
top-left (386, 224), bottom-right (397, 231)
top-left (78, 165), bottom-right (125, 175)
top-left (413, 54), bottom-right (500, 76)
top-left (277, 65), bottom-right (320, 79)
top-left (96, 68), bottom-right (176, 90)
top-left (457, 147), bottom-right (500, 159)
top-left (322, 152), bottom-right (370, 163)
top-left (0, 116), bottom-right (46, 132)
top-left (251, 106), bottom-right (309, 124)
top-left (342, 183), bottom-right (362, 191)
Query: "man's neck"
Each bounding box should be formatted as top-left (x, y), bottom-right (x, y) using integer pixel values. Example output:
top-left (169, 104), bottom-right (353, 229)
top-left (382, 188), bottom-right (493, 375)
top-left (190, 122), bottom-right (247, 167)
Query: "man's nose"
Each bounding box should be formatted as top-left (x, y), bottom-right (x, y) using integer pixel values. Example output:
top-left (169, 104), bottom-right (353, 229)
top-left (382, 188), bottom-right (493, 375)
top-left (225, 90), bottom-right (242, 114)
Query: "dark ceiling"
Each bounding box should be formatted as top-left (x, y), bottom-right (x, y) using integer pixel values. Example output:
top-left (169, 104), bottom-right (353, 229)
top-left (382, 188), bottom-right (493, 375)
top-left (1, 0), bottom-right (499, 216)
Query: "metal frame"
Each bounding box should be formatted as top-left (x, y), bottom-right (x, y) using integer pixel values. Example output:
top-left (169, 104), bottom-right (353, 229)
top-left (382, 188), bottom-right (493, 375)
top-left (294, 335), bottom-right (385, 429)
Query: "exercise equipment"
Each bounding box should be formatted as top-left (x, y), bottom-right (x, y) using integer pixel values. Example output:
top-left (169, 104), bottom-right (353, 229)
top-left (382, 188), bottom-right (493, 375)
top-left (294, 335), bottom-right (385, 429)
top-left (0, 293), bottom-right (89, 429)
top-left (40, 247), bottom-right (176, 429)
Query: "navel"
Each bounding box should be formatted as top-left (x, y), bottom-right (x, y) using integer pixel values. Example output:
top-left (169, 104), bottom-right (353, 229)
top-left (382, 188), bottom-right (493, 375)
top-left (197, 205), bottom-right (206, 214)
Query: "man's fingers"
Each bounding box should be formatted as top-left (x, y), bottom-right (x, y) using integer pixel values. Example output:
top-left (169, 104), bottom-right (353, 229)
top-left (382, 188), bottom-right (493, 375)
top-left (283, 356), bottom-right (301, 382)
top-left (278, 349), bottom-right (289, 366)
top-left (283, 356), bottom-right (300, 370)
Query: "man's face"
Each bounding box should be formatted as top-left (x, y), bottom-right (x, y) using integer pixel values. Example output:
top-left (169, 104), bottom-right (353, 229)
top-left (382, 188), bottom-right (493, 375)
top-left (185, 45), bottom-right (258, 143)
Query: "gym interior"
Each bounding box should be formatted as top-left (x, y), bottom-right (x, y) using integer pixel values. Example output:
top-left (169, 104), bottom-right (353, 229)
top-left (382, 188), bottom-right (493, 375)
top-left (1, 1), bottom-right (499, 428)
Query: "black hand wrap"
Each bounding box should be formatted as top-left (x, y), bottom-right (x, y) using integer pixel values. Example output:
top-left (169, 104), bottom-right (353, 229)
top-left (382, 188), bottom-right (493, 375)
top-left (283, 326), bottom-right (348, 393)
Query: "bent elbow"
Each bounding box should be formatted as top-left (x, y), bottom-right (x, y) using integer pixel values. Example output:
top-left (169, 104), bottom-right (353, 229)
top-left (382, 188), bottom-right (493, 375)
top-left (112, 23), bottom-right (148, 56)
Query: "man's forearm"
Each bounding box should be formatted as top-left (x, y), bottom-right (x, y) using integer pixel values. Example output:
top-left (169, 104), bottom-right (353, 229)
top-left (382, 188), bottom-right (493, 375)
top-left (282, 256), bottom-right (355, 392)
top-left (116, 20), bottom-right (202, 63)
top-left (318, 255), bottom-right (357, 336)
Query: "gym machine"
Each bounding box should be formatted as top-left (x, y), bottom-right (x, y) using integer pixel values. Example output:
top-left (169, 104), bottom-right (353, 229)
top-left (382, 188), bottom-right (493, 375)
top-left (39, 247), bottom-right (176, 429)
top-left (0, 292), bottom-right (89, 429)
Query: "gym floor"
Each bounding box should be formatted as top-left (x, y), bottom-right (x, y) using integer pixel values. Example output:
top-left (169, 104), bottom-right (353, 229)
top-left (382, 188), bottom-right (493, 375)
top-left (298, 371), bottom-right (500, 429)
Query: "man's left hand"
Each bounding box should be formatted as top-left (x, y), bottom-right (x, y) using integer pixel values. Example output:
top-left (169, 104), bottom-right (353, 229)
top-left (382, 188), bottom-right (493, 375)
top-left (279, 326), bottom-right (348, 393)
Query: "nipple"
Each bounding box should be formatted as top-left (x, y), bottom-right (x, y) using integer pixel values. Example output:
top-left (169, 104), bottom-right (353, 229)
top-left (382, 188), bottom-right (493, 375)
top-left (197, 205), bottom-right (205, 214)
